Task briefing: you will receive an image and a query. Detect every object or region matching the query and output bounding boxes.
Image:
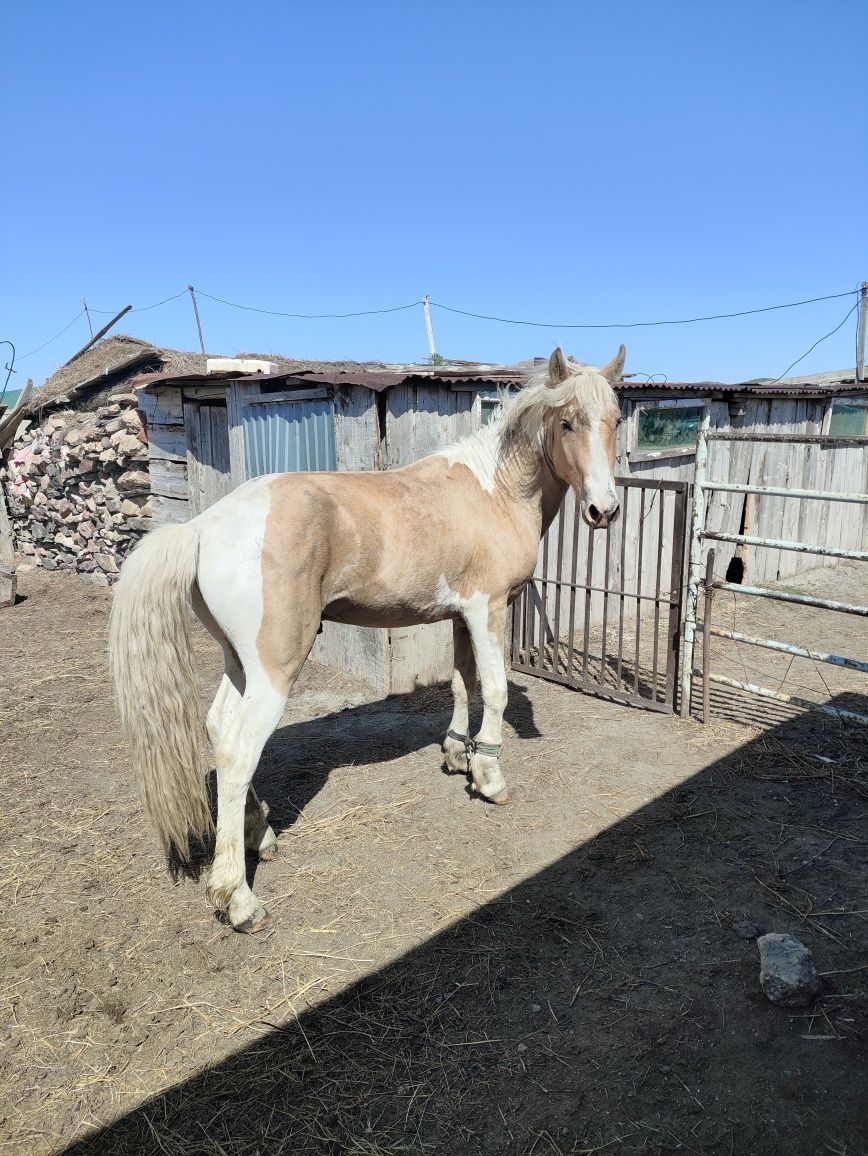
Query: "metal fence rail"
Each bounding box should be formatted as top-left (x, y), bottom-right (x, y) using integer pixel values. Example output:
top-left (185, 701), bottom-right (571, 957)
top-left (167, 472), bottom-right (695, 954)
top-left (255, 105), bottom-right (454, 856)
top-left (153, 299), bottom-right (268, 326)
top-left (512, 477), bottom-right (688, 713)
top-left (683, 425), bottom-right (868, 724)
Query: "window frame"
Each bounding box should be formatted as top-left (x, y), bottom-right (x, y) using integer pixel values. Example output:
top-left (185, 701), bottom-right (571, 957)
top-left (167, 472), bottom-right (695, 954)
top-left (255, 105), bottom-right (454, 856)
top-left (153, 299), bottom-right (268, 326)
top-left (822, 395), bottom-right (868, 438)
top-left (628, 399), bottom-right (706, 463)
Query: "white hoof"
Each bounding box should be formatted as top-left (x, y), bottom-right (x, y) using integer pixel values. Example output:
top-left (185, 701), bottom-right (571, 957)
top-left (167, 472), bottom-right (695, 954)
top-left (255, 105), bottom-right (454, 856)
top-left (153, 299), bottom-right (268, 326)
top-left (470, 753), bottom-right (509, 802)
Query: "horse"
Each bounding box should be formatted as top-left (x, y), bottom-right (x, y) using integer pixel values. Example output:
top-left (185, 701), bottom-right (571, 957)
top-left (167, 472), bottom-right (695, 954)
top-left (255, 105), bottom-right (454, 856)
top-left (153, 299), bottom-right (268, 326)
top-left (109, 345), bottom-right (624, 931)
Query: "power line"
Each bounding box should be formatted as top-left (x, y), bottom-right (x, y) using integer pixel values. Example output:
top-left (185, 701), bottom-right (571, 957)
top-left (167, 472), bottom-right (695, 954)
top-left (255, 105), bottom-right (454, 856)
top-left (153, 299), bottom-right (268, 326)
top-left (427, 288), bottom-right (859, 329)
top-left (88, 289), bottom-right (189, 315)
top-left (18, 309), bottom-right (87, 359)
top-left (765, 301), bottom-right (861, 385)
top-left (193, 289), bottom-right (423, 319)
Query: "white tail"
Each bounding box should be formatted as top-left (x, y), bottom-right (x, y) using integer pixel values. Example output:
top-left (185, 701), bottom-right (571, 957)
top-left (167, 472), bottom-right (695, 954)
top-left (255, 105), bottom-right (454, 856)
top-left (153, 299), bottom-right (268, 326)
top-left (108, 522), bottom-right (211, 862)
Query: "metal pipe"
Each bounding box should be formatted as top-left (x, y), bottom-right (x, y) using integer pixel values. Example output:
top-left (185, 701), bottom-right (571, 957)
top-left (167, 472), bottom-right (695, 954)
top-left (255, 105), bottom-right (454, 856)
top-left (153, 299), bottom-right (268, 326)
top-left (703, 530), bottom-right (868, 563)
top-left (695, 670), bottom-right (868, 726)
top-left (712, 581), bottom-right (868, 616)
top-left (702, 550), bottom-right (715, 724)
top-left (705, 431), bottom-right (868, 445)
top-left (701, 624), bottom-right (868, 673)
top-left (680, 414), bottom-right (710, 717)
top-left (702, 481), bottom-right (868, 504)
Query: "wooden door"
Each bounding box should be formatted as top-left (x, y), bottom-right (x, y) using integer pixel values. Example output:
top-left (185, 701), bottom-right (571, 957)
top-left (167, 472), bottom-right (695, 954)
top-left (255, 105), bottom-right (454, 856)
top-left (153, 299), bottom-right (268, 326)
top-left (184, 400), bottom-right (232, 517)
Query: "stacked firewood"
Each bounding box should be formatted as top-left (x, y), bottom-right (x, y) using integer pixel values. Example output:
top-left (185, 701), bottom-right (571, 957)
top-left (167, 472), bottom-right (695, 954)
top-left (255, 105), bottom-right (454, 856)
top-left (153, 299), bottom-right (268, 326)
top-left (1, 395), bottom-right (152, 584)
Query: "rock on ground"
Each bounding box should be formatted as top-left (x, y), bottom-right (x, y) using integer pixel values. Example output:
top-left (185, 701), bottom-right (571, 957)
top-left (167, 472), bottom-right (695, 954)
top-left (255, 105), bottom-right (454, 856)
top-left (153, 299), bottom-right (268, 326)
top-left (757, 932), bottom-right (820, 1007)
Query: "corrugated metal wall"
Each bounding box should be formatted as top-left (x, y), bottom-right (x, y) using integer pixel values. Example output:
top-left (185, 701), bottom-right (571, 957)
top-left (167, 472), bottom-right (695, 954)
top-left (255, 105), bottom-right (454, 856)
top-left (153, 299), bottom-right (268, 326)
top-left (243, 399), bottom-right (337, 477)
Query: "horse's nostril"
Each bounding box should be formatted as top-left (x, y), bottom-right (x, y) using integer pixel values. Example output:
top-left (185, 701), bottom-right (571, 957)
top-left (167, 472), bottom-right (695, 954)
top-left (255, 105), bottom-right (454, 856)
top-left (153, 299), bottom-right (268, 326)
top-left (588, 504), bottom-right (601, 523)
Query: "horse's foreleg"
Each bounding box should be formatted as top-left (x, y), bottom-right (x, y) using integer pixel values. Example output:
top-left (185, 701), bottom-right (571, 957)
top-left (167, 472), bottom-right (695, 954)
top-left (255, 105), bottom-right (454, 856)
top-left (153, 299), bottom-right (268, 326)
top-left (443, 619), bottom-right (477, 774)
top-left (464, 599), bottom-right (511, 805)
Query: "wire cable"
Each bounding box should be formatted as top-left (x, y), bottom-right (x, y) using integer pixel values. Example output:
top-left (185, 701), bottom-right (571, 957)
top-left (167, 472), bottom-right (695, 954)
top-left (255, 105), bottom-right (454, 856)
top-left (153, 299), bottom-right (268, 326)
top-left (18, 310), bottom-right (87, 359)
top-left (765, 301), bottom-right (861, 385)
top-left (428, 288), bottom-right (859, 330)
top-left (194, 289), bottom-right (423, 319)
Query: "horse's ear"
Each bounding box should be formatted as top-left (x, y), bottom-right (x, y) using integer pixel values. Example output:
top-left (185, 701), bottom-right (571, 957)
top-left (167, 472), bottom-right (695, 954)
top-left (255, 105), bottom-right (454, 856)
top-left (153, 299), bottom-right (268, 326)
top-left (548, 347), bottom-right (570, 386)
top-left (598, 344), bottom-right (626, 383)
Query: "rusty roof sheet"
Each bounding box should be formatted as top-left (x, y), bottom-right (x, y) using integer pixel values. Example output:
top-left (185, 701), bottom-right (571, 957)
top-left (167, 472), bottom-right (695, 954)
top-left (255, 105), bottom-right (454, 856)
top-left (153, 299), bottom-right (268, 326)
top-left (133, 366), bottom-right (528, 393)
top-left (133, 366), bottom-right (867, 397)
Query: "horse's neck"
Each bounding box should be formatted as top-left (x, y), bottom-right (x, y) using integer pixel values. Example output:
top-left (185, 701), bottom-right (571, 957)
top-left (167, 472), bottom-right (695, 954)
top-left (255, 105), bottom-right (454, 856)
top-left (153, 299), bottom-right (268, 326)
top-left (494, 427), bottom-right (566, 539)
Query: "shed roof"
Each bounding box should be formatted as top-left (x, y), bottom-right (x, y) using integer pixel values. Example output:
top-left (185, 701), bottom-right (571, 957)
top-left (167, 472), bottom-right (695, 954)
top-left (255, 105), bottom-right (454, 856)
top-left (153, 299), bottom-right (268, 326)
top-left (28, 332), bottom-right (868, 418)
top-left (25, 335), bottom-right (396, 416)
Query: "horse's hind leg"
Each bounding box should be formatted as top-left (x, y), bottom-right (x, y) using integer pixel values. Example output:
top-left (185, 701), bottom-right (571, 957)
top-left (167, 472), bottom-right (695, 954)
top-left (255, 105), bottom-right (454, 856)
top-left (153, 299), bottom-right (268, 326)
top-left (195, 590), bottom-right (278, 863)
top-left (244, 785), bottom-right (277, 860)
top-left (206, 624), bottom-right (318, 931)
top-left (205, 663), bottom-right (289, 931)
top-left (443, 620), bottom-right (477, 774)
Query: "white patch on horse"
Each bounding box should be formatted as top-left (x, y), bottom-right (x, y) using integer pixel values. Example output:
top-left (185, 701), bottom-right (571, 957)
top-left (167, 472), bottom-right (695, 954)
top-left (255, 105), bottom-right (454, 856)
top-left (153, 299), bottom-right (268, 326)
top-left (437, 423), bottom-right (500, 494)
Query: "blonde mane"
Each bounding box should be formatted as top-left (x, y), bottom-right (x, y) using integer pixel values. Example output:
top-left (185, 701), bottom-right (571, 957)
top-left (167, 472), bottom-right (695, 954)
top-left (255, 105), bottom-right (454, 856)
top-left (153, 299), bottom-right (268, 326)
top-left (501, 362), bottom-right (618, 442)
top-left (436, 360), bottom-right (619, 492)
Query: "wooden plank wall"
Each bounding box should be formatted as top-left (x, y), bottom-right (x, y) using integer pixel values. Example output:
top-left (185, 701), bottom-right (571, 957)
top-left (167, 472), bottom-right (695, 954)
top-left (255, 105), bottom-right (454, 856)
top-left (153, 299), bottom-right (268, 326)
top-left (138, 386), bottom-right (190, 526)
top-left (384, 385), bottom-right (478, 693)
top-left (310, 386), bottom-right (390, 691)
top-left (185, 402), bottom-right (232, 517)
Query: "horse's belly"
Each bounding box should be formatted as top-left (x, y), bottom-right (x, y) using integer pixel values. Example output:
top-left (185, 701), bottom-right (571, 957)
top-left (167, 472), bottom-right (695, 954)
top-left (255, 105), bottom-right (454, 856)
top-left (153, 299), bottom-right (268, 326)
top-left (322, 597), bottom-right (452, 629)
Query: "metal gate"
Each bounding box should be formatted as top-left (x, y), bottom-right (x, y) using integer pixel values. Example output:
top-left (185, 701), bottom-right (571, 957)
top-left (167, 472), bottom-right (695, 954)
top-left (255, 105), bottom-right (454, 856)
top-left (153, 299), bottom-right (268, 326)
top-left (511, 477), bottom-right (689, 712)
top-left (682, 425), bottom-right (868, 724)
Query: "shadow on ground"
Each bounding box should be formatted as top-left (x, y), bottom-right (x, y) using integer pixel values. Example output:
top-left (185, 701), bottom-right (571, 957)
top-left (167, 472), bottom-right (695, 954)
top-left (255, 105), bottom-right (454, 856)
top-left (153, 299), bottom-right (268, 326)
top-left (66, 696), bottom-right (867, 1155)
top-left (255, 678), bottom-right (542, 842)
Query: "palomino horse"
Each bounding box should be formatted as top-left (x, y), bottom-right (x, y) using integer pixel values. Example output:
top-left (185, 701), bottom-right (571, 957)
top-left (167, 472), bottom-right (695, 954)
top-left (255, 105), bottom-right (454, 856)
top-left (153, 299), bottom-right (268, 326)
top-left (109, 346), bottom-right (624, 931)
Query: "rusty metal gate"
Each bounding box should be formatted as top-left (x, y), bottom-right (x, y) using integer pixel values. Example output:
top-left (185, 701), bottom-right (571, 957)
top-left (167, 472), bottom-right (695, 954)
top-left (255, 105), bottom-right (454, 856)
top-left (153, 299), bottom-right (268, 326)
top-left (511, 477), bottom-right (689, 712)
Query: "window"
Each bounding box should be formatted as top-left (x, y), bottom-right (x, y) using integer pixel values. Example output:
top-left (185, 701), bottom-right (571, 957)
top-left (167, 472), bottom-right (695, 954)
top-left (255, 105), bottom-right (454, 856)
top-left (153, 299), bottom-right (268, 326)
top-left (632, 403), bottom-right (704, 460)
top-left (827, 397), bottom-right (868, 437)
top-left (480, 397), bottom-right (500, 426)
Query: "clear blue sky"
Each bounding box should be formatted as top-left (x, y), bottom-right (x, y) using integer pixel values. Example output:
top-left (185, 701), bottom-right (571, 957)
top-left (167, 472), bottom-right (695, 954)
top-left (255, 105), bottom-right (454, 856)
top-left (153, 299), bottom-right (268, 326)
top-left (2, 1), bottom-right (865, 390)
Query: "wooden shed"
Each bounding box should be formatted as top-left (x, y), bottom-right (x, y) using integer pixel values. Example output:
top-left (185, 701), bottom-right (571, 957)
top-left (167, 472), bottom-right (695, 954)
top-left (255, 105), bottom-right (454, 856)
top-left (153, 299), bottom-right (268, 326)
top-left (135, 359), bottom-right (524, 693)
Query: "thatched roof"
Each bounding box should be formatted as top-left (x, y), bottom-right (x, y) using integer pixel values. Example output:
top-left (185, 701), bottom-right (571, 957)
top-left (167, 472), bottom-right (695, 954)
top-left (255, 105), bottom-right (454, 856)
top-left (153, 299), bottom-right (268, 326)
top-left (22, 335), bottom-right (206, 418)
top-left (24, 335), bottom-right (398, 419)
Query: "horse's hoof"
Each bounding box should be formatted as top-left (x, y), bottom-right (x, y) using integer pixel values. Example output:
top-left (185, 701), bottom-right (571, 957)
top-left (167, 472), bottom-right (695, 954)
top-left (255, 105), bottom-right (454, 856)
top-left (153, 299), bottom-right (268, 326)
top-left (259, 846), bottom-right (279, 862)
top-left (488, 789), bottom-right (512, 806)
top-left (236, 909), bottom-right (273, 934)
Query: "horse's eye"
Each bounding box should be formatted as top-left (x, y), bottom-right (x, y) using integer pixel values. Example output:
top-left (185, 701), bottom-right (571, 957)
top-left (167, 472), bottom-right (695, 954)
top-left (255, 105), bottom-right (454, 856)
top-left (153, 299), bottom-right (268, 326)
top-left (561, 420), bottom-right (573, 433)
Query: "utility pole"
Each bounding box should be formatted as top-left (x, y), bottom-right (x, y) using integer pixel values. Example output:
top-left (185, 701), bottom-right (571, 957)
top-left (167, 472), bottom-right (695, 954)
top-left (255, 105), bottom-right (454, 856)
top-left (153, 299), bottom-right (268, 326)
top-left (188, 285), bottom-right (206, 354)
top-left (422, 295), bottom-right (438, 360)
top-left (82, 298), bottom-right (93, 338)
top-left (856, 281), bottom-right (867, 383)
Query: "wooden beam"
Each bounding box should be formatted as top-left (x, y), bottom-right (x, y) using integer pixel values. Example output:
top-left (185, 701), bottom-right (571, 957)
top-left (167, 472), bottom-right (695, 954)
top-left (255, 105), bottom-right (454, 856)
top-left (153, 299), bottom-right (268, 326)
top-left (65, 305), bottom-right (133, 365)
top-left (0, 483), bottom-right (17, 608)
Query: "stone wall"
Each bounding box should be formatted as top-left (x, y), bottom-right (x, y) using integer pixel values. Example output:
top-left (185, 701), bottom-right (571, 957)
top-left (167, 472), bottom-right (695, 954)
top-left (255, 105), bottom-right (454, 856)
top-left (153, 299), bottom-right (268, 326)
top-left (1, 394), bottom-right (153, 585)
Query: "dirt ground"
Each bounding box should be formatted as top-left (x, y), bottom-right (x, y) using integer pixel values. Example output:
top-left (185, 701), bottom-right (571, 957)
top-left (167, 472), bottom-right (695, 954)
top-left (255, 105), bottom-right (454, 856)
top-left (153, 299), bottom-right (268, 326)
top-left (1, 566), bottom-right (866, 1155)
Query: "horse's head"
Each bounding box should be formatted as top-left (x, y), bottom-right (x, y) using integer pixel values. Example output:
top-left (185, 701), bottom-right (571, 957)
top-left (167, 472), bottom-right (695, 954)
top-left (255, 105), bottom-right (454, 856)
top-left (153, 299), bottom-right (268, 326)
top-left (545, 346), bottom-right (624, 529)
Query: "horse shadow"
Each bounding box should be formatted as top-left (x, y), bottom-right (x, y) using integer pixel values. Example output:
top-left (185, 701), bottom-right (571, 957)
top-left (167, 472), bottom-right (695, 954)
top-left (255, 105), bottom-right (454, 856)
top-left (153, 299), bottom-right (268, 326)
top-left (256, 677), bottom-right (542, 839)
top-left (180, 679), bottom-right (542, 884)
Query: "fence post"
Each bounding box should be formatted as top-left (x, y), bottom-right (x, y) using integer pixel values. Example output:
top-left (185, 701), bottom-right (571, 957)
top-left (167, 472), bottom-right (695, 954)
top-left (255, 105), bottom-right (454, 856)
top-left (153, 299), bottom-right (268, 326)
top-left (680, 414), bottom-right (710, 717)
top-left (702, 549), bottom-right (715, 724)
